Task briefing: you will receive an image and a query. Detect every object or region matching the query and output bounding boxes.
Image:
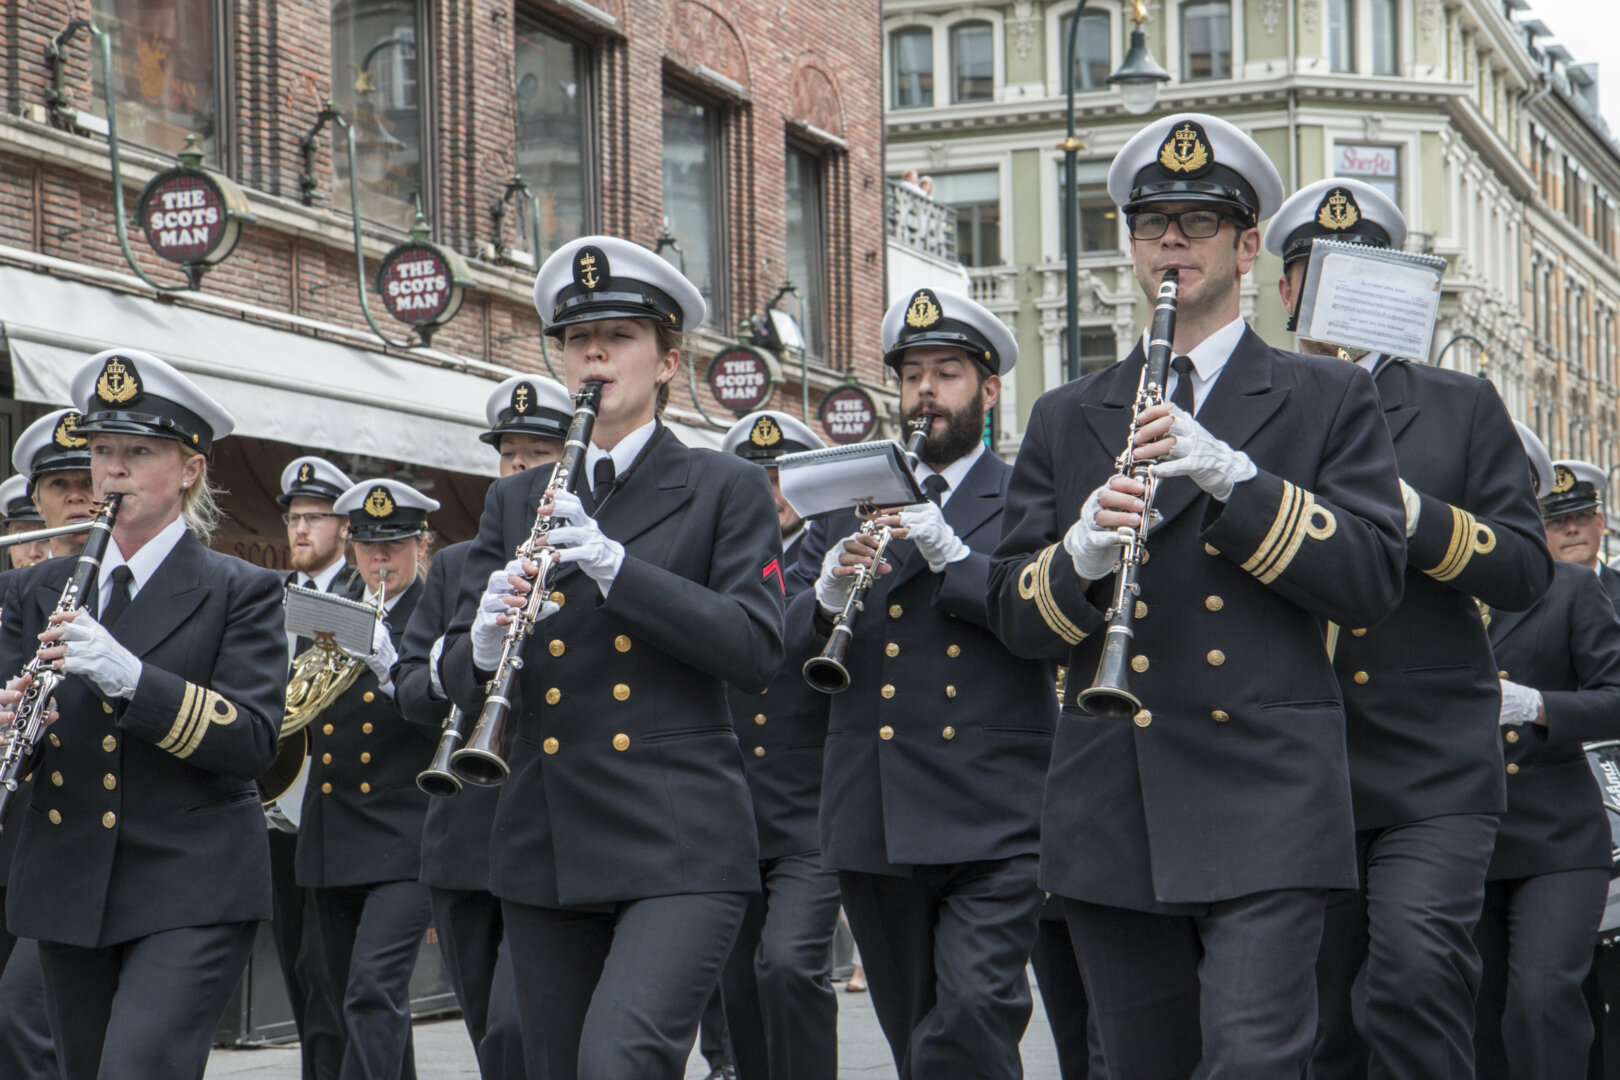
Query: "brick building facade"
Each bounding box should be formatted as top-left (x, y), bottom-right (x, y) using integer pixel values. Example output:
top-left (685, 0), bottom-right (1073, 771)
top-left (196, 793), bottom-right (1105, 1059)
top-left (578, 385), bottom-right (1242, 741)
top-left (0, 0), bottom-right (886, 565)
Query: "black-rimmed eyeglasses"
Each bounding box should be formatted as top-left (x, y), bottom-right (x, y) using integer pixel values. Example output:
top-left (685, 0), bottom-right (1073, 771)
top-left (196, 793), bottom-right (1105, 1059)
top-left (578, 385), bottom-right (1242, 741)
top-left (282, 512), bottom-right (345, 527)
top-left (1127, 209), bottom-right (1244, 241)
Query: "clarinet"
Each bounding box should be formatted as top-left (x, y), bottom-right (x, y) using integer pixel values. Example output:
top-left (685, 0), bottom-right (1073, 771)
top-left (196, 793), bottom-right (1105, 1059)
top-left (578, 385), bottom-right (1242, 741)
top-left (450, 379), bottom-right (603, 787)
top-left (1077, 269), bottom-right (1179, 719)
top-left (802, 418), bottom-right (931, 694)
top-left (415, 705), bottom-right (468, 797)
top-left (0, 494), bottom-right (123, 831)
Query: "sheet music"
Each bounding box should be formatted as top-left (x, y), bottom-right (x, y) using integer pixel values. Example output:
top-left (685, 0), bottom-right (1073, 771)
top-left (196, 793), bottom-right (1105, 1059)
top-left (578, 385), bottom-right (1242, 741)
top-left (1295, 239), bottom-right (1448, 360)
top-left (777, 441), bottom-right (927, 519)
top-left (283, 586), bottom-right (378, 654)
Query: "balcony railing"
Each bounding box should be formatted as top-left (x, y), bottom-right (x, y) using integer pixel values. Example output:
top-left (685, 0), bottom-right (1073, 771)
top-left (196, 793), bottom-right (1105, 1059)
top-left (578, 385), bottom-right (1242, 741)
top-left (886, 179), bottom-right (958, 263)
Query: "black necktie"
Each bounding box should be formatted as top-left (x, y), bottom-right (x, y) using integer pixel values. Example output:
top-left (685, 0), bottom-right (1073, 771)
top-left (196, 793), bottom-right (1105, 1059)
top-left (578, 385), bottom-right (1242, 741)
top-left (1170, 355), bottom-right (1197, 416)
top-left (100, 566), bottom-right (133, 628)
top-left (922, 474), bottom-right (949, 507)
top-left (586, 456), bottom-right (616, 514)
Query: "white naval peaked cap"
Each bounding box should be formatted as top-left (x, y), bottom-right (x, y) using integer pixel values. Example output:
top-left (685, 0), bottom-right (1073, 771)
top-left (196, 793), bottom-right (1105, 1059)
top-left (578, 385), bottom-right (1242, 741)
top-left (1514, 422), bottom-right (1556, 500)
top-left (11, 408), bottom-right (91, 481)
top-left (279, 456), bottom-right (355, 507)
top-left (70, 348), bottom-right (235, 453)
top-left (722, 410), bottom-right (826, 463)
top-left (0, 475), bottom-right (41, 523)
top-left (882, 288), bottom-right (1018, 376)
top-left (1107, 112), bottom-right (1285, 224)
top-left (1543, 457), bottom-right (1607, 517)
top-left (482, 374), bottom-right (574, 445)
top-left (334, 478), bottom-right (440, 542)
top-left (534, 236), bottom-right (706, 335)
top-left (1265, 177), bottom-right (1406, 264)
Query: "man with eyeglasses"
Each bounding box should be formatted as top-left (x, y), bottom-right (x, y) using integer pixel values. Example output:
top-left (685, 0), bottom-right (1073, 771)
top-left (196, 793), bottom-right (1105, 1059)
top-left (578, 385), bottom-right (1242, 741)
top-left (273, 455), bottom-right (361, 1079)
top-left (989, 113), bottom-right (1408, 1077)
top-left (1265, 178), bottom-right (1552, 1080)
top-left (1541, 460), bottom-right (1619, 596)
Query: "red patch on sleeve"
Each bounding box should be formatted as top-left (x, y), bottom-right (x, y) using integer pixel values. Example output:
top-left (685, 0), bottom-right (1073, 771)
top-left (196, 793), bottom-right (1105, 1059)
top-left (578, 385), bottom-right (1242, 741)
top-left (762, 558), bottom-right (785, 595)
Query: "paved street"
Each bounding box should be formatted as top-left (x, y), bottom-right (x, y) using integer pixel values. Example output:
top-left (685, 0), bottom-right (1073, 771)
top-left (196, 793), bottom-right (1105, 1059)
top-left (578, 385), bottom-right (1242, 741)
top-left (204, 970), bottom-right (1065, 1078)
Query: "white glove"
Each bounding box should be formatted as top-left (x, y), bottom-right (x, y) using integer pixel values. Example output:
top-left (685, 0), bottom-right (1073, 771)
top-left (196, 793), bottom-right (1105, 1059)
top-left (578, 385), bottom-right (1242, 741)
top-left (1398, 479), bottom-right (1422, 538)
top-left (900, 500), bottom-right (970, 573)
top-left (1063, 485), bottom-right (1126, 582)
top-left (815, 533), bottom-right (863, 614)
top-left (471, 559), bottom-right (560, 670)
top-left (1499, 678), bottom-right (1543, 727)
top-left (1149, 403), bottom-right (1258, 501)
top-left (547, 490), bottom-right (625, 598)
top-left (428, 635), bottom-right (446, 700)
top-left (58, 611), bottom-right (142, 699)
top-left (346, 619), bottom-right (397, 696)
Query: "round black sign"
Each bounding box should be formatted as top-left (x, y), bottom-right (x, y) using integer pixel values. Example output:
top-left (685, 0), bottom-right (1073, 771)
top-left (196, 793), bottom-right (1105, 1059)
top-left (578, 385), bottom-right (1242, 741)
top-left (818, 385), bottom-right (879, 444)
top-left (377, 243), bottom-right (465, 327)
top-left (706, 346), bottom-right (777, 415)
top-left (137, 169), bottom-right (243, 266)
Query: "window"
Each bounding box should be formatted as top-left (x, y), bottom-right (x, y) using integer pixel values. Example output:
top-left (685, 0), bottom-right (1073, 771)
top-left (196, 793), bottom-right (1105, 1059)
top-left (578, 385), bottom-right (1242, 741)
top-left (513, 17), bottom-right (590, 262)
top-left (1059, 162), bottom-right (1119, 254)
top-left (933, 170), bottom-right (1000, 267)
top-left (1181, 1), bottom-right (1232, 82)
top-left (1076, 327), bottom-right (1118, 377)
top-left (331, 0), bottom-right (426, 230)
top-left (1334, 144), bottom-right (1400, 210)
top-left (1327, 0), bottom-right (1355, 73)
top-left (1369, 0), bottom-right (1398, 76)
top-left (89, 0), bottom-right (221, 162)
top-left (1059, 10), bottom-right (1113, 92)
top-left (951, 22), bottom-right (993, 103)
top-left (662, 90), bottom-right (724, 325)
top-left (783, 146), bottom-right (827, 358)
top-left (892, 27), bottom-right (934, 109)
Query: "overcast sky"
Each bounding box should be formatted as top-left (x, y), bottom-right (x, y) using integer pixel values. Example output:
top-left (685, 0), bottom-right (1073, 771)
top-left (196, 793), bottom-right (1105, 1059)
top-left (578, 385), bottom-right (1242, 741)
top-left (1515, 0), bottom-right (1620, 132)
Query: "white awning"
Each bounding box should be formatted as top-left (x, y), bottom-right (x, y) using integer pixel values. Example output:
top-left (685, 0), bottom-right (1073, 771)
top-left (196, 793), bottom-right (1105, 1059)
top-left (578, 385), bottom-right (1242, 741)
top-left (1, 264), bottom-right (504, 476)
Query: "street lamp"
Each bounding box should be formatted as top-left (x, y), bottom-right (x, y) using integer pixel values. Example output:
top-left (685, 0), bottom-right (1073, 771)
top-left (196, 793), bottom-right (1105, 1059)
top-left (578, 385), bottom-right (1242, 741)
top-left (1436, 333), bottom-right (1491, 379)
top-left (1063, 0), bottom-right (1170, 381)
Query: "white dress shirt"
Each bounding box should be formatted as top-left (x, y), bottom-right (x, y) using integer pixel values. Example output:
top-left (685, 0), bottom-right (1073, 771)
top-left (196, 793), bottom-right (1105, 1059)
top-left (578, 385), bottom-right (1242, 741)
top-left (585, 418), bottom-right (659, 499)
top-left (1149, 315), bottom-right (1249, 415)
top-left (912, 439), bottom-right (986, 508)
top-left (98, 516), bottom-right (187, 611)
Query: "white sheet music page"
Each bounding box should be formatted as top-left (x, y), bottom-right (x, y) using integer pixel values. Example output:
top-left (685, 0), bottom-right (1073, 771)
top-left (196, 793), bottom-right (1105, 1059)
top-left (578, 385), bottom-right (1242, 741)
top-left (284, 587), bottom-right (378, 654)
top-left (1296, 239), bottom-right (1447, 360)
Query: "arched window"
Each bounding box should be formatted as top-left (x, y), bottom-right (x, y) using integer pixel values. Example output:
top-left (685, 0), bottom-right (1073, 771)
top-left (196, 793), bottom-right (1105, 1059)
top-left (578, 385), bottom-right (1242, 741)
top-left (892, 27), bottom-right (935, 109)
top-left (1181, 1), bottom-right (1232, 82)
top-left (1059, 10), bottom-right (1113, 92)
top-left (950, 21), bottom-right (994, 103)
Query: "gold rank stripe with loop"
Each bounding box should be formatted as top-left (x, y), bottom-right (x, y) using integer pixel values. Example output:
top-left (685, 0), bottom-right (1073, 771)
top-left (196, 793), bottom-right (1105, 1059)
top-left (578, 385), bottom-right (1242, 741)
top-left (1019, 545), bottom-right (1088, 645)
top-left (158, 683), bottom-right (238, 759)
top-left (1424, 505), bottom-right (1496, 583)
top-left (1242, 481), bottom-right (1337, 585)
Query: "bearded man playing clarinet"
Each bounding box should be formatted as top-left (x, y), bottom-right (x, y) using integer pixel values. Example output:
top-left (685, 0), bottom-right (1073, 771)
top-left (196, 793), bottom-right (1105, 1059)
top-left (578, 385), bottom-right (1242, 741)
top-left (987, 113), bottom-right (1407, 1079)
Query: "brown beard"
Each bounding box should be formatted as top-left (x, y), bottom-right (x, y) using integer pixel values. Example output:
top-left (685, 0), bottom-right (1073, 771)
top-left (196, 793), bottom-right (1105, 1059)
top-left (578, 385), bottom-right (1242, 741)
top-left (908, 396), bottom-right (987, 467)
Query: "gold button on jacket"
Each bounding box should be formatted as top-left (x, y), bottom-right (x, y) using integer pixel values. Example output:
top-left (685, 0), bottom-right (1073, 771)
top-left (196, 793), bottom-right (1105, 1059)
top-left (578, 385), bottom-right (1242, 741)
top-left (942, 726), bottom-right (956, 740)
top-left (1504, 729), bottom-right (1519, 744)
top-left (1134, 710), bottom-right (1152, 728)
top-left (101, 812), bottom-right (116, 829)
top-left (946, 644), bottom-right (961, 658)
top-left (613, 684), bottom-right (630, 701)
top-left (613, 733), bottom-right (631, 751)
top-left (1506, 763), bottom-right (1519, 775)
top-left (1205, 596), bottom-right (1223, 612)
top-left (888, 604), bottom-right (903, 619)
top-left (880, 684), bottom-right (895, 699)
top-left (543, 737), bottom-right (560, 755)
top-left (754, 713), bottom-right (767, 725)
top-left (885, 643), bottom-right (900, 657)
top-left (100, 735), bottom-right (114, 752)
top-left (754, 746), bottom-right (766, 757)
top-left (1206, 650), bottom-right (1225, 667)
top-left (1211, 710), bottom-right (1230, 723)
top-left (879, 726), bottom-right (894, 740)
top-left (47, 809), bottom-right (60, 825)
top-left (1131, 655), bottom-right (1149, 673)
top-left (1353, 671), bottom-right (1370, 685)
top-left (614, 635), bottom-right (632, 652)
top-left (545, 688), bottom-right (561, 705)
top-left (549, 639), bottom-right (565, 657)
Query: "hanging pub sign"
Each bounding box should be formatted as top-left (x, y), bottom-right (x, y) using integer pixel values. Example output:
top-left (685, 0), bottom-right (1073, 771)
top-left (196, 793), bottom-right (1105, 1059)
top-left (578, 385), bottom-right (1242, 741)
top-left (135, 137), bottom-right (254, 289)
top-left (375, 235), bottom-right (476, 346)
top-left (818, 384), bottom-right (879, 444)
top-left (705, 344), bottom-right (780, 415)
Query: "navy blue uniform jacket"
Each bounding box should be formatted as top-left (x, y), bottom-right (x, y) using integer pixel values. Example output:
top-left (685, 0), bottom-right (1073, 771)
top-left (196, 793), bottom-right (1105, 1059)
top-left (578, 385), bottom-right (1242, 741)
top-left (441, 425), bottom-right (784, 908)
top-left (988, 329), bottom-right (1407, 909)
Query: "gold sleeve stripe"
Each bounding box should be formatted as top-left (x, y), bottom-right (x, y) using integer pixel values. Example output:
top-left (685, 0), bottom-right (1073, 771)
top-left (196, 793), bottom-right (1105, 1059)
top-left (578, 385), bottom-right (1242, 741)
top-left (158, 681), bottom-right (208, 754)
top-left (1242, 480), bottom-right (1302, 578)
top-left (176, 689), bottom-right (237, 760)
top-left (1425, 506), bottom-right (1497, 582)
top-left (1243, 483), bottom-right (1340, 585)
top-left (1018, 545), bottom-right (1088, 646)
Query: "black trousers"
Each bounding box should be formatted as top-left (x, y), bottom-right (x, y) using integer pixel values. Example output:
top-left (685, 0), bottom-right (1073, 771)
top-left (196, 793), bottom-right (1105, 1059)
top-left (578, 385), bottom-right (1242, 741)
top-left (1588, 937), bottom-right (1620, 1080)
top-left (1312, 813), bottom-right (1498, 1080)
top-left (719, 852), bottom-right (842, 1080)
top-left (839, 855), bottom-right (1043, 1080)
top-left (1475, 868), bottom-right (1609, 1080)
top-left (1030, 907), bottom-right (1101, 1080)
top-left (429, 887), bottom-right (523, 1080)
top-left (0, 937), bottom-right (58, 1079)
top-left (311, 880), bottom-right (432, 1080)
top-left (503, 891), bottom-right (748, 1080)
top-left (269, 827), bottom-right (345, 1080)
top-left (38, 921), bottom-right (256, 1080)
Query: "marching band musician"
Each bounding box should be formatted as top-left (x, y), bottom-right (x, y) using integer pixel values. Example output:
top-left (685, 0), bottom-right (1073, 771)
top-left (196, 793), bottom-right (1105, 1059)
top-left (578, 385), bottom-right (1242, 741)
top-left (6, 409), bottom-right (97, 570)
top-left (0, 348), bottom-right (285, 1080)
top-left (988, 114), bottom-right (1408, 1077)
top-left (1471, 433), bottom-right (1620, 1078)
top-left (1, 477), bottom-right (48, 571)
top-left (1541, 458), bottom-right (1620, 605)
top-left (793, 288), bottom-right (1054, 1080)
top-left (715, 409), bottom-right (841, 1080)
top-left (297, 477), bottom-right (439, 1080)
top-left (393, 372), bottom-right (572, 1080)
top-left (1266, 177), bottom-right (1554, 1080)
top-left (439, 235), bottom-right (784, 1080)
top-left (274, 455), bottom-right (360, 1080)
